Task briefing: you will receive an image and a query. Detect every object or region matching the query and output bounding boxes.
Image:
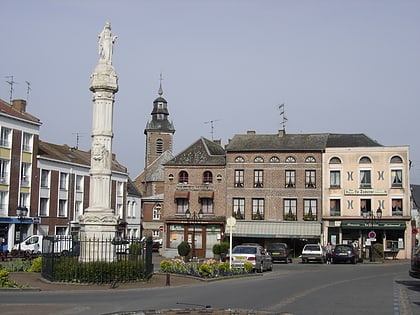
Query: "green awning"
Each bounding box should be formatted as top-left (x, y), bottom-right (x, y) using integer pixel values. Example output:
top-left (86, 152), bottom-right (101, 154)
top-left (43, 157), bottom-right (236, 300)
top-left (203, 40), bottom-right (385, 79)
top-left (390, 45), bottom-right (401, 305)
top-left (341, 220), bottom-right (406, 230)
top-left (225, 221), bottom-right (321, 238)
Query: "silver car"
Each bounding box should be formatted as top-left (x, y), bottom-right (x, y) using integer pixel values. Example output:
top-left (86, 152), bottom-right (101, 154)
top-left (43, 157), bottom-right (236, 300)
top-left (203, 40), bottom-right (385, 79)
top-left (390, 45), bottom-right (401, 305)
top-left (229, 244), bottom-right (273, 273)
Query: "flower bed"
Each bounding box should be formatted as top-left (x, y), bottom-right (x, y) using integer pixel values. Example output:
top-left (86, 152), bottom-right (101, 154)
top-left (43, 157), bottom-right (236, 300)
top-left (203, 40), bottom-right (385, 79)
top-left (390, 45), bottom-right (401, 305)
top-left (159, 258), bottom-right (254, 279)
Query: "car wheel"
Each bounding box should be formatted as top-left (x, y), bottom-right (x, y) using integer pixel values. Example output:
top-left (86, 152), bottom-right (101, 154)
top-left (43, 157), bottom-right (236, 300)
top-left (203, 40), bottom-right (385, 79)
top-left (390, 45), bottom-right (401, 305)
top-left (258, 264), bottom-right (264, 273)
top-left (285, 258), bottom-right (288, 264)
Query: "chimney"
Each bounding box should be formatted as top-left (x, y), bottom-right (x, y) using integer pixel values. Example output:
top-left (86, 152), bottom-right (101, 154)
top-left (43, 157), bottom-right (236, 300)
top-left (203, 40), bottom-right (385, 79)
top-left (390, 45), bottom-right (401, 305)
top-left (11, 99), bottom-right (27, 113)
top-left (278, 129), bottom-right (285, 137)
top-left (247, 130), bottom-right (256, 135)
top-left (213, 139), bottom-right (221, 145)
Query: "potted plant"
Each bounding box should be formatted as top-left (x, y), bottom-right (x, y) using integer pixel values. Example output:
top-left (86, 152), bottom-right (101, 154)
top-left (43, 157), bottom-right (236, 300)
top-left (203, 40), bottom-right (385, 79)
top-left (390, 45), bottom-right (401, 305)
top-left (177, 241), bottom-right (191, 262)
top-left (284, 212), bottom-right (296, 221)
top-left (220, 242), bottom-right (230, 261)
top-left (212, 243), bottom-right (221, 261)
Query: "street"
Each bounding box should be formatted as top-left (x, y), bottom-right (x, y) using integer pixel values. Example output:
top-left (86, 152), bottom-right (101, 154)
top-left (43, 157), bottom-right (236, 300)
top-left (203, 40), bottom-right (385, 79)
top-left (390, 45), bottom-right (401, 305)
top-left (0, 260), bottom-right (419, 315)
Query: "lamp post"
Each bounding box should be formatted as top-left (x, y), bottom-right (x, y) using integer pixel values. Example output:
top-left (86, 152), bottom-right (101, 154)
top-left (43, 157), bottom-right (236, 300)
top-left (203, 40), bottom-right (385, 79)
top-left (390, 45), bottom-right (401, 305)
top-left (16, 206), bottom-right (28, 254)
top-left (185, 209), bottom-right (203, 259)
top-left (362, 207), bottom-right (382, 262)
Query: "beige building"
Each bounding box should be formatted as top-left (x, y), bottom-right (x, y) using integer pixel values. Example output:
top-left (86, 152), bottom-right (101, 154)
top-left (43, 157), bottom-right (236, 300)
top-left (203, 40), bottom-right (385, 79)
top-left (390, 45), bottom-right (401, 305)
top-left (322, 137), bottom-right (411, 259)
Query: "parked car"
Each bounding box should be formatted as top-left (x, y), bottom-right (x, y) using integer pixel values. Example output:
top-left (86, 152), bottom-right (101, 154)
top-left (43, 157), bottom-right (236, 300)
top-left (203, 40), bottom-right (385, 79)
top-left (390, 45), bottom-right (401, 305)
top-left (301, 244), bottom-right (326, 263)
top-left (229, 244), bottom-right (273, 273)
top-left (267, 243), bottom-right (293, 263)
top-left (409, 246), bottom-right (420, 279)
top-left (331, 244), bottom-right (358, 264)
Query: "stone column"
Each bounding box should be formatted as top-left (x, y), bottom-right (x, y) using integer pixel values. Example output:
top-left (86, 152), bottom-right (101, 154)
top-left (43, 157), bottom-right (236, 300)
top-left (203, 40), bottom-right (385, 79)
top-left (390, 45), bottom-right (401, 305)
top-left (79, 23), bottom-right (119, 262)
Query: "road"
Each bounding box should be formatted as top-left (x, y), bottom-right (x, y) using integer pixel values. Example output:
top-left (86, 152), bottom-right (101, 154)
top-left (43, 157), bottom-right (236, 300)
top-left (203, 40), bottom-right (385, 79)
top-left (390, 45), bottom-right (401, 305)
top-left (0, 260), bottom-right (419, 315)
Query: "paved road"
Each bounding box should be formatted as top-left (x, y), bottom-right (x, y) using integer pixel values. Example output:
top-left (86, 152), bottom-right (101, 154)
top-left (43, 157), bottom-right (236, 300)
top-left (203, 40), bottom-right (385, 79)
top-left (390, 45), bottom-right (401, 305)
top-left (0, 259), bottom-right (419, 315)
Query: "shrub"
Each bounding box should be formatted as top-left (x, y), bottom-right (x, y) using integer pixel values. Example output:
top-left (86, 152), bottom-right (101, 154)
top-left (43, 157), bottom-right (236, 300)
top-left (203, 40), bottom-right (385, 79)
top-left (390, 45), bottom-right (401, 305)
top-left (212, 243), bottom-right (221, 255)
top-left (218, 262), bottom-right (230, 273)
top-left (0, 268), bottom-right (20, 288)
top-left (243, 262), bottom-right (253, 273)
top-left (28, 257), bottom-right (42, 272)
top-left (177, 241), bottom-right (191, 259)
top-left (198, 263), bottom-right (213, 277)
top-left (4, 259), bottom-right (32, 272)
top-left (220, 242), bottom-right (230, 255)
top-left (128, 243), bottom-right (142, 255)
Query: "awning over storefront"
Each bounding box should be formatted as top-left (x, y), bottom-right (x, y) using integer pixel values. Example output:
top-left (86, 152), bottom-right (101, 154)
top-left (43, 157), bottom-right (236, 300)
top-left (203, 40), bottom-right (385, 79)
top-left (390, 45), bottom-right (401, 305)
top-left (174, 191), bottom-right (190, 199)
top-left (198, 191), bottom-right (214, 199)
top-left (341, 220), bottom-right (406, 230)
top-left (225, 221), bottom-right (321, 238)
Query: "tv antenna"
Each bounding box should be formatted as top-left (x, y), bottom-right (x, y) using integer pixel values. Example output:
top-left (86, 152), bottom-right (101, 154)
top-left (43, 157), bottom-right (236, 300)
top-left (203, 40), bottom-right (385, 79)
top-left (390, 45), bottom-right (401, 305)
top-left (278, 103), bottom-right (288, 130)
top-left (25, 81), bottom-right (31, 102)
top-left (72, 132), bottom-right (86, 150)
top-left (5, 76), bottom-right (17, 103)
top-left (204, 119), bottom-right (219, 140)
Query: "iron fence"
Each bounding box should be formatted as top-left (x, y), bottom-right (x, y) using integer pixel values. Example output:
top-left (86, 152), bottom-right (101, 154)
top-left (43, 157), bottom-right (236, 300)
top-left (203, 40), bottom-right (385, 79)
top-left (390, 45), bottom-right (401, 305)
top-left (41, 236), bottom-right (154, 284)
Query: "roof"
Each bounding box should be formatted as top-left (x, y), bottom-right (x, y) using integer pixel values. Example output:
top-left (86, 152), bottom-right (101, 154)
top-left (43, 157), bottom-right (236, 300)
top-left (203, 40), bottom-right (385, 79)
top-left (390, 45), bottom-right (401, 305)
top-left (411, 184), bottom-right (420, 209)
top-left (134, 150), bottom-right (175, 184)
top-left (38, 140), bottom-right (127, 173)
top-left (0, 98), bottom-right (41, 124)
top-left (127, 178), bottom-right (142, 197)
top-left (226, 132), bottom-right (382, 152)
top-left (165, 137), bottom-right (226, 166)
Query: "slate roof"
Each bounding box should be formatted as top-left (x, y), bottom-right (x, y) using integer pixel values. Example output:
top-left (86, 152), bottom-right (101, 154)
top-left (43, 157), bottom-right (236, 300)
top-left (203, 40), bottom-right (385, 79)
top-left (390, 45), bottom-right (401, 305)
top-left (0, 98), bottom-right (41, 124)
top-left (141, 150), bottom-right (175, 182)
top-left (38, 140), bottom-right (127, 173)
top-left (165, 137), bottom-right (226, 166)
top-left (226, 132), bottom-right (382, 152)
top-left (411, 184), bottom-right (420, 209)
top-left (127, 178), bottom-right (142, 197)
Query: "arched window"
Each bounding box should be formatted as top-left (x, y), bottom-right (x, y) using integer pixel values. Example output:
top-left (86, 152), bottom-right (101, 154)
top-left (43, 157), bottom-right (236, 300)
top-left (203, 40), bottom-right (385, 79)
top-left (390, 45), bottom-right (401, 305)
top-left (178, 171), bottom-right (188, 184)
top-left (235, 156), bottom-right (245, 163)
top-left (359, 156), bottom-right (372, 164)
top-left (305, 156), bottom-right (316, 163)
top-left (155, 139), bottom-right (163, 155)
top-left (254, 156), bottom-right (264, 163)
top-left (329, 157), bottom-right (342, 164)
top-left (285, 156), bottom-right (296, 163)
top-left (203, 171), bottom-right (213, 184)
top-left (390, 156), bottom-right (403, 163)
top-left (270, 156), bottom-right (280, 163)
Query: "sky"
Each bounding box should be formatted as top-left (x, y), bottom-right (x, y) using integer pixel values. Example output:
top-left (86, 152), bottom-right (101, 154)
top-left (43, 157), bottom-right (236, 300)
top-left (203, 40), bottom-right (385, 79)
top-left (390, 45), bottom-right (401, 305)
top-left (2, 0), bottom-right (420, 183)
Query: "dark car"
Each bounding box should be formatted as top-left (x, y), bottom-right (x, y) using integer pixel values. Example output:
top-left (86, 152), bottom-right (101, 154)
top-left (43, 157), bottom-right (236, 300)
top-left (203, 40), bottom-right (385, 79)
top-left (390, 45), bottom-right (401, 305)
top-left (409, 246), bottom-right (420, 279)
top-left (267, 243), bottom-right (293, 263)
top-left (331, 244), bottom-right (358, 264)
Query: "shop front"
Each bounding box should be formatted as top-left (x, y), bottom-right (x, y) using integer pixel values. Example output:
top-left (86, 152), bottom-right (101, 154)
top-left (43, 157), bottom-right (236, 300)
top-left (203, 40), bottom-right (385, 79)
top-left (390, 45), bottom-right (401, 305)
top-left (327, 219), bottom-right (409, 259)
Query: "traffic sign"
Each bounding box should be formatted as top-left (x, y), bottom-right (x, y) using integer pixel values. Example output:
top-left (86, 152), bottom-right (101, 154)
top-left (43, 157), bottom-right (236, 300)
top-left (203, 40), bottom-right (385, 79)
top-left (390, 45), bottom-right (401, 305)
top-left (368, 231), bottom-right (376, 239)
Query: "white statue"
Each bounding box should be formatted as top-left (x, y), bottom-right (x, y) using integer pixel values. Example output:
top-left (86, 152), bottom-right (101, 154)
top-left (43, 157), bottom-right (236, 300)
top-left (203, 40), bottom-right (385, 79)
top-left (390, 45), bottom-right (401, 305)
top-left (98, 22), bottom-right (117, 64)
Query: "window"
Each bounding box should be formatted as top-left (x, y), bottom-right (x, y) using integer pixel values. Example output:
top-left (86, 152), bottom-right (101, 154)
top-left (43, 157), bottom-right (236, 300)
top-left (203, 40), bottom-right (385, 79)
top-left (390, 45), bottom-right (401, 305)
top-left (0, 159), bottom-right (9, 184)
top-left (233, 198), bottom-right (245, 220)
top-left (156, 139), bottom-right (163, 155)
top-left (390, 156), bottom-right (403, 163)
top-left (234, 170), bottom-right (244, 187)
top-left (305, 170), bottom-right (316, 188)
top-left (76, 175), bottom-right (83, 191)
top-left (21, 163), bottom-right (31, 187)
top-left (330, 199), bottom-right (341, 216)
top-left (391, 170), bottom-right (402, 188)
top-left (391, 198), bottom-right (403, 216)
top-left (329, 157), bottom-right (341, 164)
top-left (284, 199), bottom-right (297, 220)
top-left (40, 170), bottom-right (50, 188)
top-left (359, 156), bottom-right (372, 164)
top-left (360, 170), bottom-right (371, 188)
top-left (0, 191), bottom-right (8, 216)
top-left (285, 156), bottom-right (296, 163)
top-left (305, 156), bottom-right (316, 163)
top-left (59, 172), bottom-right (68, 190)
top-left (203, 171), bottom-right (213, 184)
top-left (0, 127), bottom-right (11, 147)
top-left (19, 192), bottom-right (29, 209)
top-left (285, 170), bottom-right (296, 188)
top-left (360, 199), bottom-right (372, 216)
top-left (75, 200), bottom-right (82, 220)
top-left (252, 198), bottom-right (264, 220)
top-left (330, 170), bottom-right (340, 188)
top-left (235, 156), bottom-right (245, 163)
top-left (254, 156), bottom-right (264, 163)
top-left (270, 156), bottom-right (280, 163)
top-left (201, 198), bottom-right (213, 214)
top-left (117, 182), bottom-right (124, 196)
top-left (176, 198), bottom-right (189, 214)
top-left (153, 204), bottom-right (161, 220)
top-left (56, 227), bottom-right (67, 235)
top-left (304, 199), bottom-right (317, 220)
top-left (40, 198), bottom-right (49, 216)
top-left (178, 171), bottom-right (188, 184)
top-left (254, 170), bottom-right (263, 188)
top-left (22, 133), bottom-right (32, 152)
top-left (58, 199), bottom-right (67, 217)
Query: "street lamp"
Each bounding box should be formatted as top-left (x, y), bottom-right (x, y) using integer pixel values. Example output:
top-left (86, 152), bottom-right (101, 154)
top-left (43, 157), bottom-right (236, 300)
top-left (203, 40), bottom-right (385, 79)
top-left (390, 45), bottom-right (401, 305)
top-left (16, 206), bottom-right (28, 254)
top-left (185, 209), bottom-right (203, 259)
top-left (362, 207), bottom-right (382, 262)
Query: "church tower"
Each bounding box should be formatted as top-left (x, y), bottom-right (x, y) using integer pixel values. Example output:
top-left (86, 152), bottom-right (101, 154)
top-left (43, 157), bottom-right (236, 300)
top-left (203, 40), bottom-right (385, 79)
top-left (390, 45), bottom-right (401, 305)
top-left (144, 77), bottom-right (175, 167)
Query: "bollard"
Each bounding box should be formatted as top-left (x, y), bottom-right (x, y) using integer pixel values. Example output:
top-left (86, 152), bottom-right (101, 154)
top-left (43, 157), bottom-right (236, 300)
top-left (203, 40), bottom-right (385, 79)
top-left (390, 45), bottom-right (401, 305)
top-left (166, 273), bottom-right (171, 286)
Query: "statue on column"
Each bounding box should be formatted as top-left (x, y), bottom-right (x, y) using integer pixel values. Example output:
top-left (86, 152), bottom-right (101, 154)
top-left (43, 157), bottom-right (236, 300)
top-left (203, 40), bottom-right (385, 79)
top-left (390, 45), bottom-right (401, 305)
top-left (98, 22), bottom-right (117, 65)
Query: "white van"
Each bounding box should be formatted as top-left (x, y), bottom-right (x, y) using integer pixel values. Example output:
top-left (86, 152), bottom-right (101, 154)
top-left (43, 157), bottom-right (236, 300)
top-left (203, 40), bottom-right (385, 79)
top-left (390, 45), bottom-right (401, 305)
top-left (12, 235), bottom-right (72, 254)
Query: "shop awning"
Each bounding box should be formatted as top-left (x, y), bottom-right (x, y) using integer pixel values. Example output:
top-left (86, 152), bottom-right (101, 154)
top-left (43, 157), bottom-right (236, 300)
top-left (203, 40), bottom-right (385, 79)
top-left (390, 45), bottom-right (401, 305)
top-left (174, 191), bottom-right (190, 199)
top-left (198, 191), bottom-right (214, 199)
top-left (225, 221), bottom-right (321, 238)
top-left (341, 220), bottom-right (406, 230)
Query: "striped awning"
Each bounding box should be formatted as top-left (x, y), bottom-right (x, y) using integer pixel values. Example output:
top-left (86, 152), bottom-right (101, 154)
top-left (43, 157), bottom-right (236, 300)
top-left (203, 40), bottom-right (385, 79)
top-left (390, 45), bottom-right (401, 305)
top-left (225, 221), bottom-right (321, 238)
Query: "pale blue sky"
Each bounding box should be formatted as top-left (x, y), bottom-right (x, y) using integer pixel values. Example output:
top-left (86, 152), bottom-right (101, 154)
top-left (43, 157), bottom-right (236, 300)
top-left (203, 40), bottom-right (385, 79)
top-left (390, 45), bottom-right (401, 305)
top-left (2, 0), bottom-right (420, 183)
